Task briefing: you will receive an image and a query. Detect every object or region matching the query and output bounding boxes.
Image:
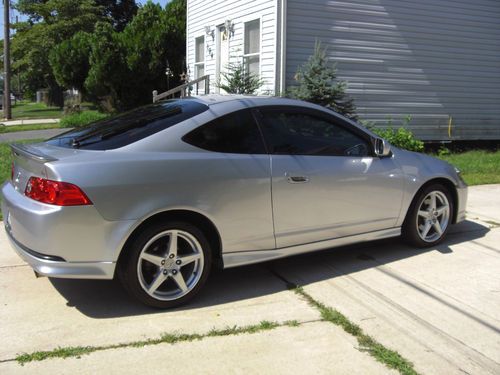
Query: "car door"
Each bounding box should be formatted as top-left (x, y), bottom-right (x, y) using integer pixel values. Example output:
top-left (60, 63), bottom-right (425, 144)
top-left (181, 108), bottom-right (275, 253)
top-left (255, 106), bottom-right (405, 249)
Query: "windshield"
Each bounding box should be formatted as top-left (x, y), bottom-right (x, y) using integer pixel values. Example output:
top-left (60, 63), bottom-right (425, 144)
top-left (46, 99), bottom-right (209, 150)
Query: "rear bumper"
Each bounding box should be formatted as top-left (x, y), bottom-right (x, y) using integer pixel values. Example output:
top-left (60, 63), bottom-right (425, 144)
top-left (5, 227), bottom-right (115, 279)
top-left (1, 181), bottom-right (135, 279)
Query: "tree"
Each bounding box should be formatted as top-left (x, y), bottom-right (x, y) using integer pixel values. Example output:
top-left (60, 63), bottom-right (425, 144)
top-left (216, 62), bottom-right (263, 94)
top-left (82, 0), bottom-right (186, 111)
top-left (84, 22), bottom-right (127, 110)
top-left (17, 0), bottom-right (186, 111)
top-left (48, 0), bottom-right (186, 111)
top-left (95, 0), bottom-right (138, 31)
top-left (12, 0), bottom-right (103, 106)
top-left (119, 1), bottom-right (173, 108)
top-left (288, 41), bottom-right (357, 120)
top-left (49, 31), bottom-right (93, 94)
top-left (16, 0), bottom-right (137, 31)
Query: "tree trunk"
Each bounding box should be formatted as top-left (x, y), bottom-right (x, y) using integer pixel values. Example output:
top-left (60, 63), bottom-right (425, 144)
top-left (47, 82), bottom-right (64, 108)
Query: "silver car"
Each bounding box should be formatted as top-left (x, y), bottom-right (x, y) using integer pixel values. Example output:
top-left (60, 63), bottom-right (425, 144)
top-left (2, 96), bottom-right (467, 308)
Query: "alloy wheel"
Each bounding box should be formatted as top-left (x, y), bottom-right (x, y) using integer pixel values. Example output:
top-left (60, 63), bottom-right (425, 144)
top-left (416, 191), bottom-right (450, 243)
top-left (136, 230), bottom-right (205, 301)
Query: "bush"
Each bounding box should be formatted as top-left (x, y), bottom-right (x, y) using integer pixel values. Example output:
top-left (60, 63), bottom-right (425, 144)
top-left (216, 62), bottom-right (264, 94)
top-left (372, 127), bottom-right (424, 153)
top-left (437, 146), bottom-right (451, 157)
top-left (60, 110), bottom-right (108, 128)
top-left (364, 116), bottom-right (424, 153)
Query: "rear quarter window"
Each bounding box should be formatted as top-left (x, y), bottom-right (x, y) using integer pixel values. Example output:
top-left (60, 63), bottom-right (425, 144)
top-left (182, 109), bottom-right (266, 154)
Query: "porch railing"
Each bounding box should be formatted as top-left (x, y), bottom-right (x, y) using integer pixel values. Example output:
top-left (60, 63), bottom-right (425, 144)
top-left (152, 75), bottom-right (210, 103)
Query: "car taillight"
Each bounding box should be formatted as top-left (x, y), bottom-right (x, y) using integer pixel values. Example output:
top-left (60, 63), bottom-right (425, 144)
top-left (11, 162), bottom-right (14, 180)
top-left (25, 177), bottom-right (92, 206)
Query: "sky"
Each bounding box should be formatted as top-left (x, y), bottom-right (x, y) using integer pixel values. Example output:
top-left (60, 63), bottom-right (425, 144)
top-left (0, 0), bottom-right (171, 40)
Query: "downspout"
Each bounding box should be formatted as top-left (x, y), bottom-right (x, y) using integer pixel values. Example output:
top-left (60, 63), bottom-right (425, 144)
top-left (279, 0), bottom-right (287, 96)
top-left (186, 0), bottom-right (190, 89)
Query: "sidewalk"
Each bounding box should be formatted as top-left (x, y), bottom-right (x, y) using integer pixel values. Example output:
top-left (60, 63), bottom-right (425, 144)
top-left (0, 118), bottom-right (60, 126)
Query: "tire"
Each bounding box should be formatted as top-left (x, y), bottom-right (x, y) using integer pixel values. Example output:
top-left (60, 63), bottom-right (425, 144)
top-left (117, 221), bottom-right (212, 309)
top-left (402, 184), bottom-right (454, 247)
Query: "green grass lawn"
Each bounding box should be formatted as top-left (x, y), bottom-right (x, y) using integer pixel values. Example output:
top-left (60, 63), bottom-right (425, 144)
top-left (438, 150), bottom-right (500, 186)
top-left (10, 101), bottom-right (63, 120)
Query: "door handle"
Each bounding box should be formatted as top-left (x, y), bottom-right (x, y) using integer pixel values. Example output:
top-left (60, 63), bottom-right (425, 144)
top-left (286, 174), bottom-right (309, 183)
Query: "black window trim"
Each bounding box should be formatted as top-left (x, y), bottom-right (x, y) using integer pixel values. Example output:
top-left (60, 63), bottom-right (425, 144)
top-left (252, 105), bottom-right (376, 157)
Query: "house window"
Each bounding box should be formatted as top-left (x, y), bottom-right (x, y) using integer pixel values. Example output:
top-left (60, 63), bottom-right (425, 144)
top-left (194, 36), bottom-right (205, 91)
top-left (243, 19), bottom-right (260, 76)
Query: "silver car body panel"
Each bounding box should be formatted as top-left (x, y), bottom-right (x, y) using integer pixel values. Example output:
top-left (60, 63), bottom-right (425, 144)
top-left (5, 226), bottom-right (115, 279)
top-left (390, 148), bottom-right (468, 226)
top-left (1, 96), bottom-right (467, 279)
top-left (223, 227), bottom-right (401, 268)
top-left (270, 154), bottom-right (404, 248)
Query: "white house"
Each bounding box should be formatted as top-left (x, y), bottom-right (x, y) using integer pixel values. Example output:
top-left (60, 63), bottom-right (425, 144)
top-left (186, 0), bottom-right (500, 141)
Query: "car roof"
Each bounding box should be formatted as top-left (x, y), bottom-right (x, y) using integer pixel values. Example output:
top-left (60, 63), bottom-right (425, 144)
top-left (190, 94), bottom-right (315, 109)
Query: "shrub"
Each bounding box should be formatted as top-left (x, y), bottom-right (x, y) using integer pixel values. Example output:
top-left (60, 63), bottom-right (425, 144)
top-left (365, 115), bottom-right (424, 153)
top-left (216, 62), bottom-right (264, 94)
top-left (60, 110), bottom-right (108, 128)
top-left (437, 146), bottom-right (451, 157)
top-left (372, 127), bottom-right (424, 153)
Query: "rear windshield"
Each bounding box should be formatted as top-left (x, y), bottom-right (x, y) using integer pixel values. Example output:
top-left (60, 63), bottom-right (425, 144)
top-left (46, 99), bottom-right (209, 150)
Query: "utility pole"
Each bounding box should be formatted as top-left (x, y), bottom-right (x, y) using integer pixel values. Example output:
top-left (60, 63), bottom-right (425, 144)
top-left (3, 0), bottom-right (12, 119)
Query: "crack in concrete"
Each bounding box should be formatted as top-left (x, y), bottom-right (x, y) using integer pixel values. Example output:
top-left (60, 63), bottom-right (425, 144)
top-left (0, 318), bottom-right (324, 365)
top-left (0, 264), bottom-right (28, 270)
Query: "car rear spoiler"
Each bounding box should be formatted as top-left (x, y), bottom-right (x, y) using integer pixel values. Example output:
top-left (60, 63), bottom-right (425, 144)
top-left (11, 143), bottom-right (58, 163)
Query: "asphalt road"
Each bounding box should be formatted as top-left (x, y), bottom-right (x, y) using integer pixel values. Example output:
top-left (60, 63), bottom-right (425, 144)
top-left (0, 128), bottom-right (69, 143)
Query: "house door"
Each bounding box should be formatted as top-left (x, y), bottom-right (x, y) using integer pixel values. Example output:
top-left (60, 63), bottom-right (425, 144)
top-left (217, 25), bottom-right (229, 93)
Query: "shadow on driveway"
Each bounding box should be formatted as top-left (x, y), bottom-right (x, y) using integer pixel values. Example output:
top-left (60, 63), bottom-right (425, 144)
top-left (49, 219), bottom-right (489, 319)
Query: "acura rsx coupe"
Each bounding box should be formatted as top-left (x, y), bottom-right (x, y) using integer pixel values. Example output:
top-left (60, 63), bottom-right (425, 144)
top-left (2, 96), bottom-right (467, 308)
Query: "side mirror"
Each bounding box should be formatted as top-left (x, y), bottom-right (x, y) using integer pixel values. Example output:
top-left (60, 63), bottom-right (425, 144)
top-left (374, 138), bottom-right (391, 157)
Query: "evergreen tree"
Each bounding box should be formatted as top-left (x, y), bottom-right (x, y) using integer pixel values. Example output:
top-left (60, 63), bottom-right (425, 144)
top-left (96, 0), bottom-right (138, 31)
top-left (50, 31), bottom-right (93, 95)
top-left (288, 41), bottom-right (357, 120)
top-left (216, 62), bottom-right (263, 95)
top-left (45, 0), bottom-right (186, 111)
top-left (12, 0), bottom-right (104, 106)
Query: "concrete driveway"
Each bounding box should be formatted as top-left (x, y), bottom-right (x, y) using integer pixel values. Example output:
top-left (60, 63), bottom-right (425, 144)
top-left (1, 185), bottom-right (499, 374)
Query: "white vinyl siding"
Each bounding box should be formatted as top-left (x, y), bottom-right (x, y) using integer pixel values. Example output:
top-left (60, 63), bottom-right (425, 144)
top-left (286, 0), bottom-right (500, 140)
top-left (187, 0), bottom-right (278, 94)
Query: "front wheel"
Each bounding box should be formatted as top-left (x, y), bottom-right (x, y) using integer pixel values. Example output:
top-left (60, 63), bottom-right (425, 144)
top-left (118, 222), bottom-right (212, 309)
top-left (403, 184), bottom-right (453, 247)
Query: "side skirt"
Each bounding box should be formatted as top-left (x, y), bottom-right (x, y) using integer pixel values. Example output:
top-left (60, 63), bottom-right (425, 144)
top-left (222, 227), bottom-right (401, 269)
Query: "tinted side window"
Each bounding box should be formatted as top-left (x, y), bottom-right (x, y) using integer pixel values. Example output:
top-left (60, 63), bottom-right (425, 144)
top-left (183, 109), bottom-right (266, 154)
top-left (259, 110), bottom-right (369, 156)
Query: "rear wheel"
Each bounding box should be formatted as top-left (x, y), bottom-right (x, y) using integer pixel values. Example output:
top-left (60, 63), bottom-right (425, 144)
top-left (118, 222), bottom-right (212, 308)
top-left (403, 184), bottom-right (453, 247)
